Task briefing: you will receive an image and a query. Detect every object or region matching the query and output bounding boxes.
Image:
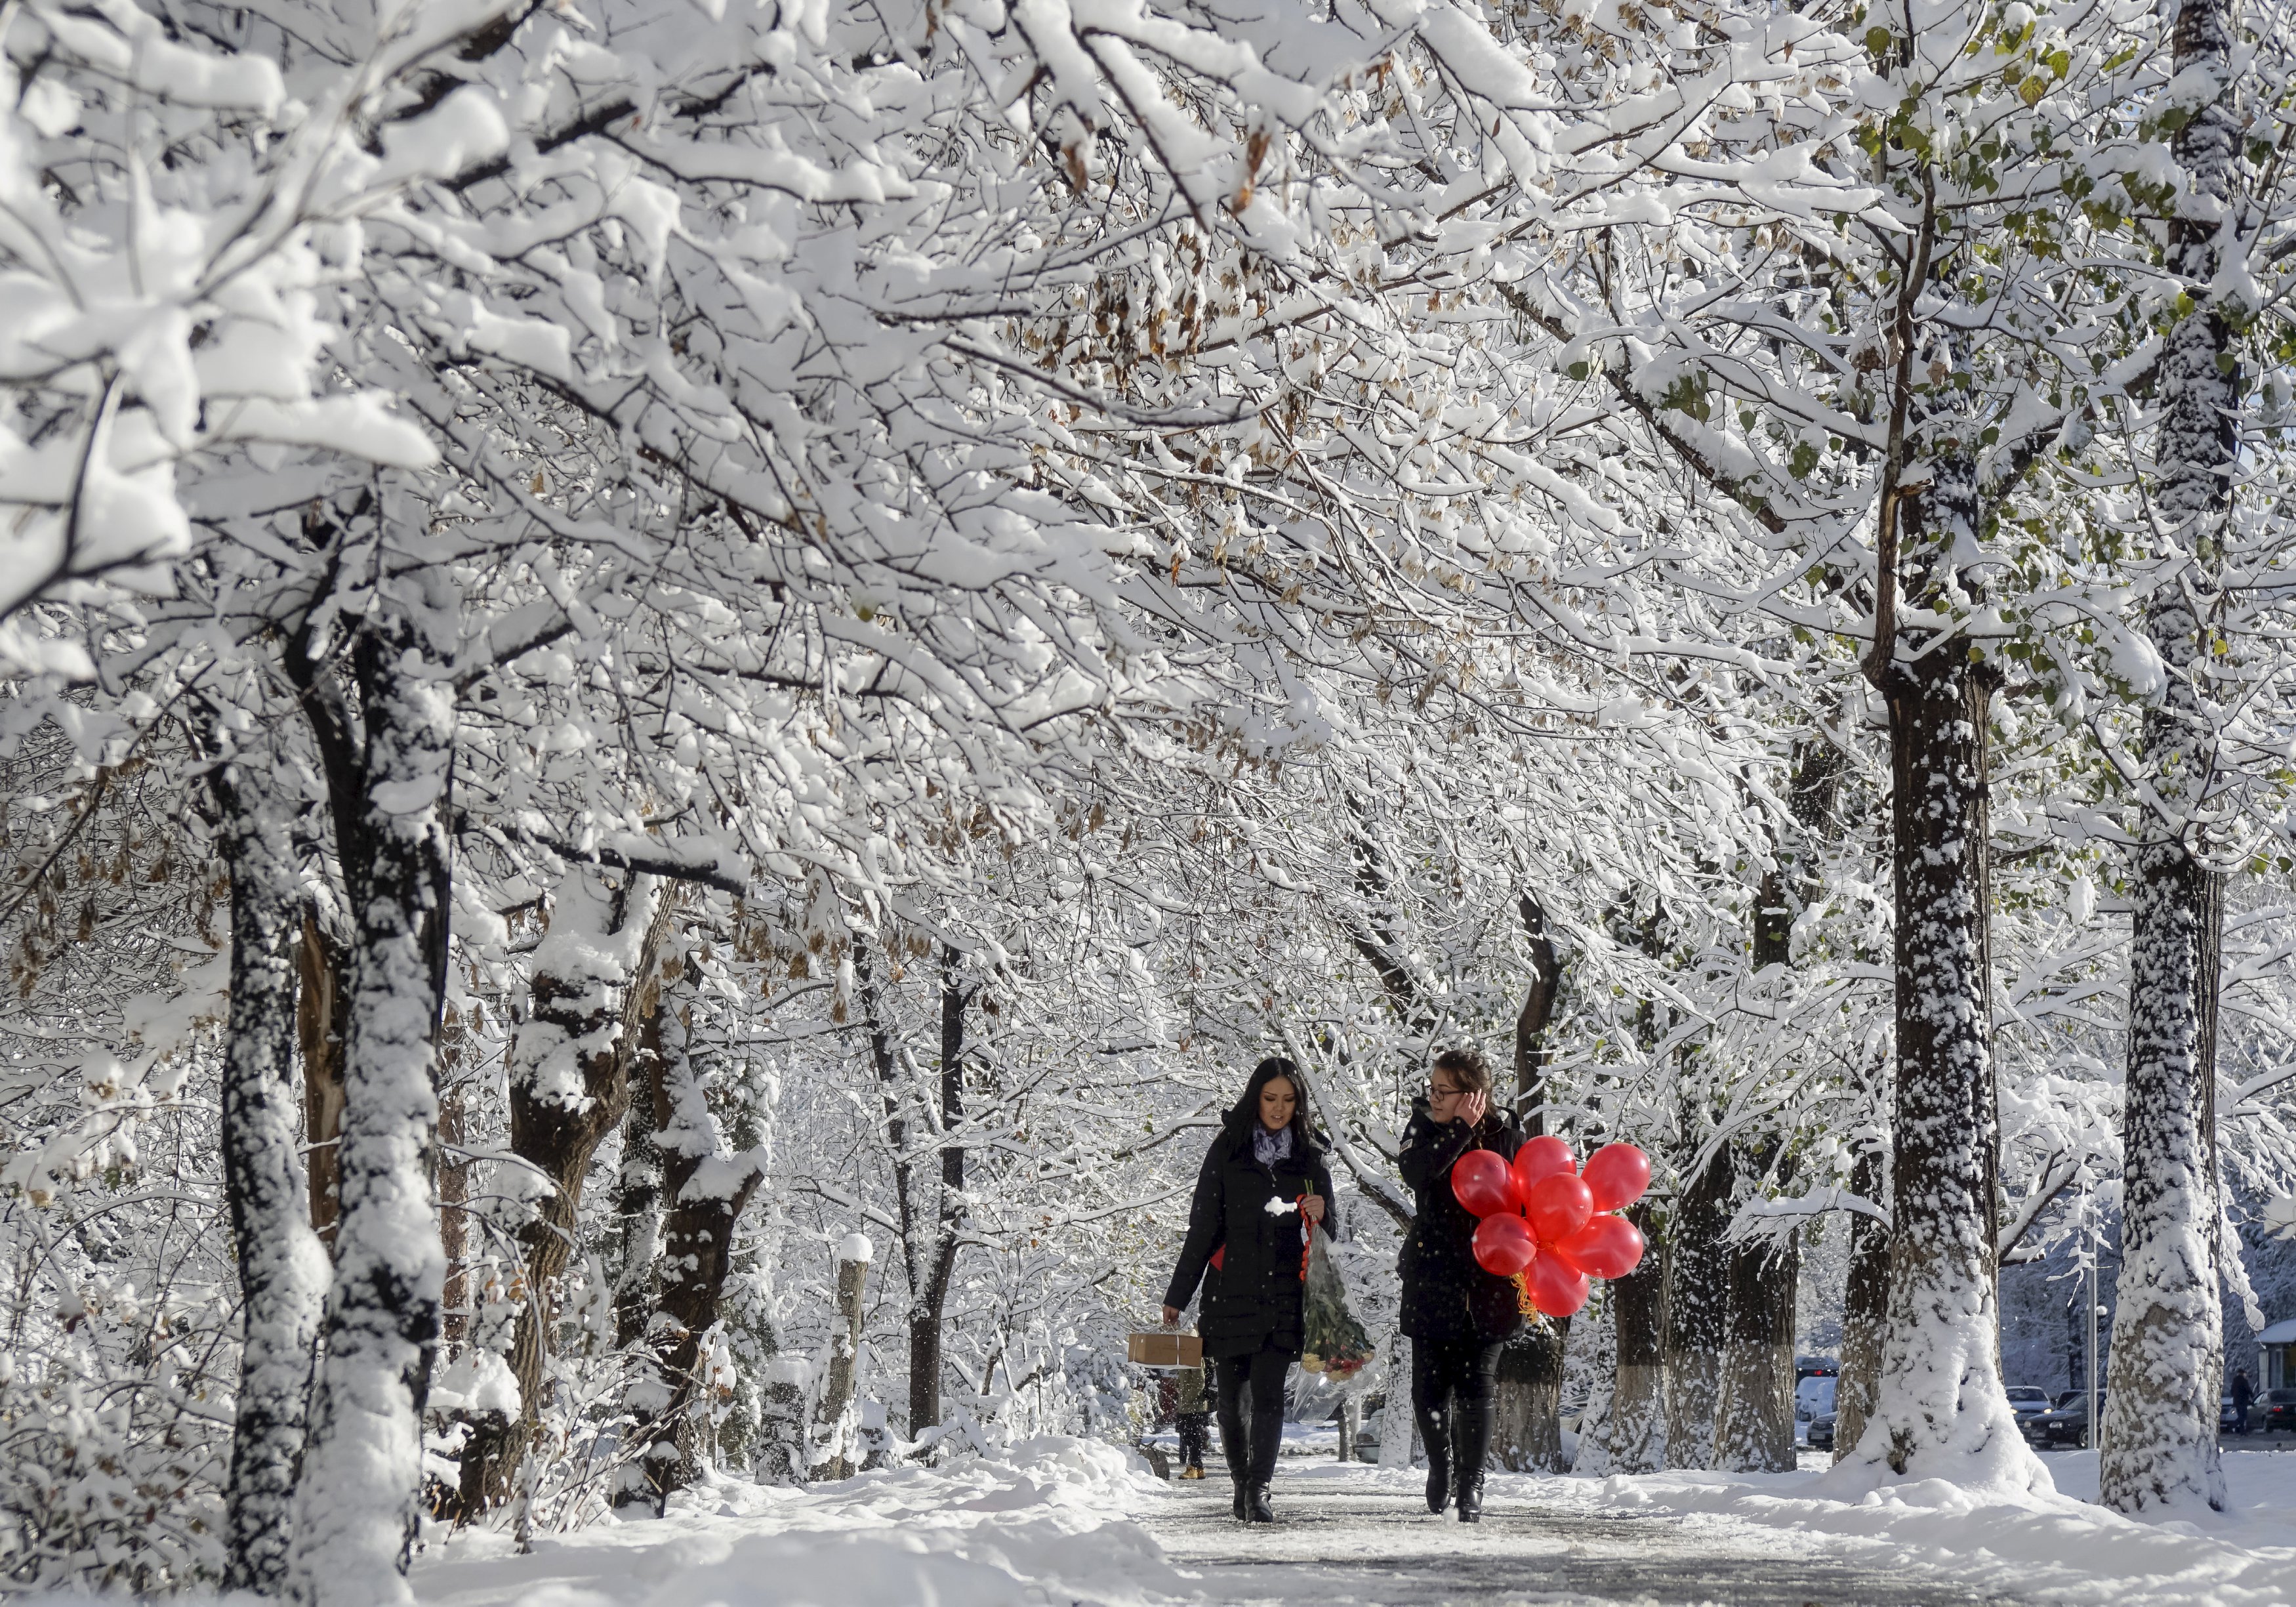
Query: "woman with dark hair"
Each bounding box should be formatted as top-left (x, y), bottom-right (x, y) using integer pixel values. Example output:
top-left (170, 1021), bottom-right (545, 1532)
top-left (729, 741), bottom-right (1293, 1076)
top-left (1397, 1045), bottom-right (1522, 1522)
top-left (1161, 1056), bottom-right (1334, 1523)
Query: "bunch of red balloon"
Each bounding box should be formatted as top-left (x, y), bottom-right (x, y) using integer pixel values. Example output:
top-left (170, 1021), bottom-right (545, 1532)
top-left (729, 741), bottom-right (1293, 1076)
top-left (1451, 1138), bottom-right (1651, 1318)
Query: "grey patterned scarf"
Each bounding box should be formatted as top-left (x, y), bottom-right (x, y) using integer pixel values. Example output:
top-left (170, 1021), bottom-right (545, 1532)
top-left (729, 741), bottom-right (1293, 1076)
top-left (1252, 1124), bottom-right (1292, 1167)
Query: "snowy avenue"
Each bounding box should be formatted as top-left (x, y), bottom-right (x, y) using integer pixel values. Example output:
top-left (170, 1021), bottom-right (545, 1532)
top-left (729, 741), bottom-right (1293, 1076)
top-left (14, 0), bottom-right (2296, 1600)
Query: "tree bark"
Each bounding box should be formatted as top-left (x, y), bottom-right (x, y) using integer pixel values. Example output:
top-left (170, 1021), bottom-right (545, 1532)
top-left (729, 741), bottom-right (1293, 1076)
top-left (1833, 1137), bottom-right (1891, 1465)
top-left (1713, 1227), bottom-right (1798, 1472)
top-left (613, 1053), bottom-right (664, 1353)
top-left (211, 751), bottom-right (327, 1597)
top-left (1663, 1144), bottom-right (1732, 1468)
top-left (2099, 0), bottom-right (2236, 1520)
top-left (621, 957), bottom-right (764, 1513)
top-left (909, 946), bottom-right (970, 1440)
top-left (289, 596), bottom-right (459, 1606)
top-left (817, 1246), bottom-right (872, 1480)
top-left (297, 915), bottom-right (348, 1243)
top-left (1492, 890), bottom-right (1568, 1471)
top-left (474, 869), bottom-right (672, 1507)
top-left (438, 1033), bottom-right (471, 1350)
top-left (1607, 1200), bottom-right (1667, 1472)
top-left (1843, 474), bottom-right (2038, 1486)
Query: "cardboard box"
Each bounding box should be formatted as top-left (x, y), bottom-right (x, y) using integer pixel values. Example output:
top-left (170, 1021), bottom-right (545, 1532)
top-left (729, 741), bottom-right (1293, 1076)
top-left (1127, 1330), bottom-right (1204, 1369)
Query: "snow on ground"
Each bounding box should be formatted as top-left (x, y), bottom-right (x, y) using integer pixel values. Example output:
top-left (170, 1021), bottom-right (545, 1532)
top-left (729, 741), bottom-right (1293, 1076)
top-left (404, 1440), bottom-right (2296, 1607)
top-left (413, 1438), bottom-right (1183, 1607)
top-left (1531, 1449), bottom-right (2296, 1607)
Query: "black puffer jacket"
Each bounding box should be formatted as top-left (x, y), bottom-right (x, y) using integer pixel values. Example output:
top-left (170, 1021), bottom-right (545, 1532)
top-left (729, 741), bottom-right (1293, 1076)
top-left (1397, 1098), bottom-right (1525, 1345)
top-left (1164, 1119), bottom-right (1336, 1359)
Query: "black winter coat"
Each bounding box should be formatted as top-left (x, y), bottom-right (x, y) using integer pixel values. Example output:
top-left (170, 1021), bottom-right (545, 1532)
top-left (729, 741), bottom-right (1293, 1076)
top-left (1164, 1123), bottom-right (1336, 1358)
top-left (1397, 1099), bottom-right (1525, 1345)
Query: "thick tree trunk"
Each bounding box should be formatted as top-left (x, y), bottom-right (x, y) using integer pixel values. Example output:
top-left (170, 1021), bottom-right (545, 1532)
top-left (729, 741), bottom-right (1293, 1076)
top-left (621, 959), bottom-right (763, 1513)
top-left (2099, 0), bottom-right (2236, 1520)
top-left (1833, 1138), bottom-right (1891, 1465)
top-left (211, 755), bottom-right (327, 1596)
top-left (289, 601), bottom-right (459, 1606)
top-left (1608, 1200), bottom-right (1667, 1472)
top-left (1837, 512), bottom-right (2040, 1490)
top-left (1492, 1321), bottom-right (1569, 1472)
top-left (614, 1058), bottom-right (664, 1353)
top-left (1713, 1230), bottom-right (1798, 1472)
top-left (477, 870), bottom-right (670, 1506)
top-left (1663, 1145), bottom-right (1732, 1468)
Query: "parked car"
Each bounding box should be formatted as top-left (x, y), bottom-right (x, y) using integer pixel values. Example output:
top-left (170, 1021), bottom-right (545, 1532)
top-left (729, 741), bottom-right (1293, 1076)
top-left (1795, 1355), bottom-right (1840, 1383)
top-left (2223, 1393), bottom-right (2244, 1434)
top-left (2263, 1387), bottom-right (2296, 1432)
top-left (2026, 1390), bottom-right (2106, 1448)
top-left (1795, 1373), bottom-right (1838, 1444)
top-left (1806, 1411), bottom-right (1837, 1451)
top-left (2005, 1386), bottom-right (2051, 1425)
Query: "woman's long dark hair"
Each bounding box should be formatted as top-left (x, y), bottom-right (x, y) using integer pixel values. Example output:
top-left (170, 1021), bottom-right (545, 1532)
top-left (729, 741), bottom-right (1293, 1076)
top-left (1222, 1055), bottom-right (1324, 1156)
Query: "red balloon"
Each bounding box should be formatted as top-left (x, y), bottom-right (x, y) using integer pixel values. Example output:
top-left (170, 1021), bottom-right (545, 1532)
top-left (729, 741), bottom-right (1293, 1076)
top-left (1471, 1213), bottom-right (1537, 1276)
top-left (1511, 1135), bottom-right (1577, 1198)
top-left (1452, 1149), bottom-right (1517, 1218)
top-left (1582, 1143), bottom-right (1652, 1213)
top-left (1525, 1172), bottom-right (1595, 1244)
top-left (1555, 1213), bottom-right (1645, 1280)
top-left (1523, 1247), bottom-right (1590, 1317)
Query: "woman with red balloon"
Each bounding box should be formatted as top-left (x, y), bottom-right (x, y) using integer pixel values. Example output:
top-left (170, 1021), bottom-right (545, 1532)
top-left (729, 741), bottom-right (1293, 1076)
top-left (1395, 1047), bottom-right (1522, 1522)
top-left (1162, 1057), bottom-right (1334, 1524)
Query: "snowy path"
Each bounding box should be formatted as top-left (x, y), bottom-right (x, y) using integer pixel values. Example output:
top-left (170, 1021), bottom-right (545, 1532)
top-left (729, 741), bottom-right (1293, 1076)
top-left (1153, 1465), bottom-right (2029, 1607)
top-left (405, 1441), bottom-right (2296, 1607)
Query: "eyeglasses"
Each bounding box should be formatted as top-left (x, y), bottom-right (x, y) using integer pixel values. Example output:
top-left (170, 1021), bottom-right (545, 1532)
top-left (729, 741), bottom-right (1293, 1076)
top-left (1427, 1082), bottom-right (1464, 1100)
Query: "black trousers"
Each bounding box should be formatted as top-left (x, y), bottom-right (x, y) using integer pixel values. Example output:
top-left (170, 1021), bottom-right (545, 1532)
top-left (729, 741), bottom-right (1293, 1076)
top-left (1411, 1335), bottom-right (1504, 1461)
top-left (1178, 1411), bottom-right (1210, 1469)
top-left (1214, 1345), bottom-right (1292, 1483)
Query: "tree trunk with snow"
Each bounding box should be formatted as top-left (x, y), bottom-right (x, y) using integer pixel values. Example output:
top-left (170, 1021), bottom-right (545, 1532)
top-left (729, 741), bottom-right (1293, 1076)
top-left (1713, 1227), bottom-right (1797, 1472)
top-left (211, 752), bottom-right (327, 1596)
top-left (289, 595), bottom-right (459, 1606)
top-left (438, 1028), bottom-right (471, 1350)
top-left (818, 1243), bottom-right (872, 1480)
top-left (1833, 1138), bottom-right (1891, 1465)
top-left (621, 957), bottom-right (764, 1513)
top-left (1664, 1145), bottom-right (1732, 1468)
top-left (476, 869), bottom-right (670, 1506)
top-left (1493, 890), bottom-right (1567, 1471)
top-left (1835, 452), bottom-right (2040, 1491)
top-left (1608, 1200), bottom-right (1667, 1472)
top-left (614, 1058), bottom-right (664, 1352)
top-left (909, 947), bottom-right (970, 1440)
top-left (298, 916), bottom-right (349, 1243)
top-left (2099, 0), bottom-right (2238, 1511)
top-left (1713, 885), bottom-right (1799, 1473)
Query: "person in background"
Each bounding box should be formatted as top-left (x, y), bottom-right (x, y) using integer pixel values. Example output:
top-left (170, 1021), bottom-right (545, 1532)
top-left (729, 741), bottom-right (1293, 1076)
top-left (1162, 1056), bottom-right (1334, 1524)
top-left (1175, 1362), bottom-right (1210, 1477)
top-left (1396, 1046), bottom-right (1523, 1522)
top-left (2233, 1368), bottom-right (2255, 1436)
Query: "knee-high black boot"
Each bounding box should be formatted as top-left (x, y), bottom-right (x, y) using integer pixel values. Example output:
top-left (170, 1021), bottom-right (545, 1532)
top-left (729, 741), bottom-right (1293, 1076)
top-left (1453, 1402), bottom-right (1492, 1523)
top-left (1247, 1380), bottom-right (1284, 1522)
top-left (1216, 1372), bottom-right (1250, 1519)
top-left (1414, 1396), bottom-right (1450, 1514)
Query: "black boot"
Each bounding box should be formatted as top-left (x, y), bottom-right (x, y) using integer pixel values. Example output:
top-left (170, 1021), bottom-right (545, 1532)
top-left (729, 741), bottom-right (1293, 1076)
top-left (1454, 1404), bottom-right (1492, 1524)
top-left (1231, 1478), bottom-right (1249, 1520)
top-left (1247, 1482), bottom-right (1275, 1524)
top-left (1417, 1403), bottom-right (1450, 1514)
